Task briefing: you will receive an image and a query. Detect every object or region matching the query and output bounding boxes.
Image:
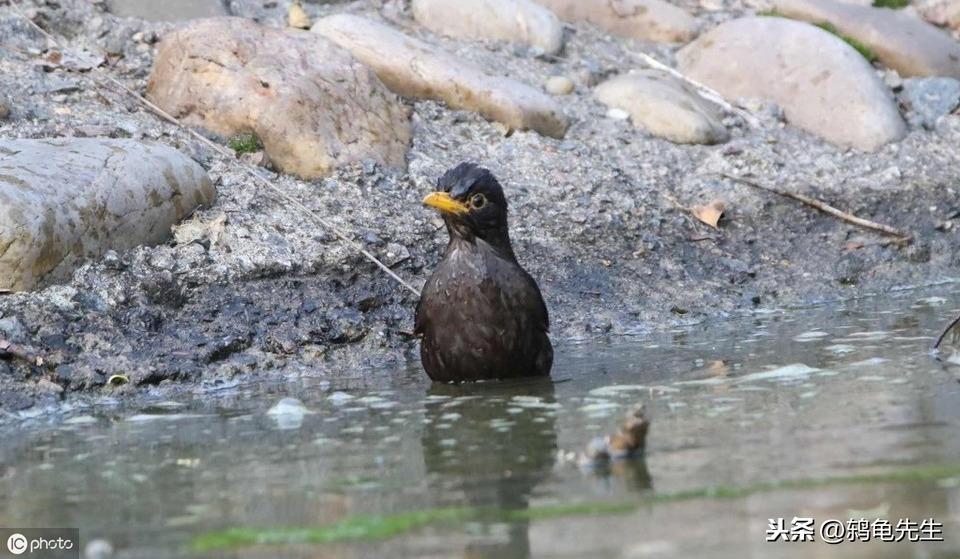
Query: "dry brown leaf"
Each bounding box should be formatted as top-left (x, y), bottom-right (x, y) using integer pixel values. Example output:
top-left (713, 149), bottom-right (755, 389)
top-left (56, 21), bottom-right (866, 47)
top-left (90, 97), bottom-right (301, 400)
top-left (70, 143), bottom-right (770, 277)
top-left (288, 2), bottom-right (311, 29)
top-left (691, 199), bottom-right (726, 229)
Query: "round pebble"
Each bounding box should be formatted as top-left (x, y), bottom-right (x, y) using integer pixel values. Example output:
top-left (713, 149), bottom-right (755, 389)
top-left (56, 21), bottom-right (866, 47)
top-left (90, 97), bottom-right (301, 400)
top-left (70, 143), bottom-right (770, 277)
top-left (545, 75), bottom-right (574, 96)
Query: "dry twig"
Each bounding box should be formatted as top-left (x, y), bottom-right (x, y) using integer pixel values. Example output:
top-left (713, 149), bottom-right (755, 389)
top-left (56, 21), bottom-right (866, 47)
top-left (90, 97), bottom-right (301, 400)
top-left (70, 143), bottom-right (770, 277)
top-left (719, 173), bottom-right (913, 242)
top-left (0, 339), bottom-right (46, 367)
top-left (634, 51), bottom-right (761, 128)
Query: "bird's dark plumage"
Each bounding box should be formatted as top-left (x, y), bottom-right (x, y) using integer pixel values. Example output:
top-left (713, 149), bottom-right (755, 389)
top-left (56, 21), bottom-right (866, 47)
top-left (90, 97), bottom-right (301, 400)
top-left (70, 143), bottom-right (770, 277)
top-left (415, 163), bottom-right (553, 382)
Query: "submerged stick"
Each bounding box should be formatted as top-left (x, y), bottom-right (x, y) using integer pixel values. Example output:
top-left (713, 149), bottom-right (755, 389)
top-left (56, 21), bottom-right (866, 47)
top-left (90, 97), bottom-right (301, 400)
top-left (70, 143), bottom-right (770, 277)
top-left (933, 314), bottom-right (960, 351)
top-left (719, 173), bottom-right (913, 242)
top-left (634, 51), bottom-right (761, 128)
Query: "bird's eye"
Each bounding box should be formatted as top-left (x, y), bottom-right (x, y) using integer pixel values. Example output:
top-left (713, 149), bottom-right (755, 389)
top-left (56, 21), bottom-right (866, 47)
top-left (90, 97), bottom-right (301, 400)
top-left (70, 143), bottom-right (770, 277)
top-left (470, 194), bottom-right (487, 209)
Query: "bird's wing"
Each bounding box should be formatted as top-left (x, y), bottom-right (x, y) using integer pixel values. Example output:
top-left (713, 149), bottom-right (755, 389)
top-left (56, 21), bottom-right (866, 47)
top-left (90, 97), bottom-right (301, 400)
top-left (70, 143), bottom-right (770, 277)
top-left (517, 267), bottom-right (550, 333)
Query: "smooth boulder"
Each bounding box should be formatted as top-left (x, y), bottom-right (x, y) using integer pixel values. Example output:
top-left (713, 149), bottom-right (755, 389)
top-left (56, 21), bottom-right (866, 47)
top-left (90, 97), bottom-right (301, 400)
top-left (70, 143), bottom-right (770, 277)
top-left (313, 14), bottom-right (567, 138)
top-left (532, 0), bottom-right (697, 42)
top-left (772, 0), bottom-right (960, 79)
top-left (0, 139), bottom-right (215, 292)
top-left (146, 17), bottom-right (410, 179)
top-left (677, 17), bottom-right (906, 151)
top-left (917, 0), bottom-right (960, 30)
top-left (595, 70), bottom-right (728, 144)
top-left (412, 0), bottom-right (564, 55)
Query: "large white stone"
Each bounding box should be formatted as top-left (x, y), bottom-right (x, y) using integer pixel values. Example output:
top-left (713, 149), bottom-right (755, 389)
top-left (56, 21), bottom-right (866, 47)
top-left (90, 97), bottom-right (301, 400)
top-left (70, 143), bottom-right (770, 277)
top-left (773, 0), bottom-right (960, 79)
top-left (532, 0), bottom-right (697, 42)
top-left (313, 14), bottom-right (567, 138)
top-left (677, 17), bottom-right (906, 150)
top-left (412, 0), bottom-right (564, 55)
top-left (0, 139), bottom-right (215, 291)
top-left (146, 17), bottom-right (410, 180)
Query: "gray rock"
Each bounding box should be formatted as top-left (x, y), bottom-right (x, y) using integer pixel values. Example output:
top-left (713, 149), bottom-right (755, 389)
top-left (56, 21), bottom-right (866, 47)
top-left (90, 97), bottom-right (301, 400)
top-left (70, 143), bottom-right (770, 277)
top-left (0, 97), bottom-right (8, 121)
top-left (773, 0), bottom-right (960, 79)
top-left (146, 17), bottom-right (411, 179)
top-left (106, 0), bottom-right (227, 21)
top-left (594, 70), bottom-right (729, 144)
top-left (313, 14), bottom-right (568, 138)
top-left (412, 0), bottom-right (564, 55)
top-left (532, 0), bottom-right (698, 42)
top-left (677, 17), bottom-right (906, 151)
top-left (0, 139), bottom-right (215, 292)
top-left (0, 316), bottom-right (27, 342)
top-left (901, 77), bottom-right (960, 129)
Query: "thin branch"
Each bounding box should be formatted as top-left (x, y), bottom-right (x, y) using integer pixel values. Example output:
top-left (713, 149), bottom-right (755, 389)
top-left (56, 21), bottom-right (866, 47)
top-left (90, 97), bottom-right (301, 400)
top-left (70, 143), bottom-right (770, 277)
top-left (718, 173), bottom-right (913, 242)
top-left (634, 51), bottom-right (761, 128)
top-left (933, 314), bottom-right (960, 351)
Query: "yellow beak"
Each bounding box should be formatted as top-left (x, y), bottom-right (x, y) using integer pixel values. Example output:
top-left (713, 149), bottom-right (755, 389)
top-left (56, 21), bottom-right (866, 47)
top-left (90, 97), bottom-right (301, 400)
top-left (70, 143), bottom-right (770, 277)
top-left (422, 191), bottom-right (469, 215)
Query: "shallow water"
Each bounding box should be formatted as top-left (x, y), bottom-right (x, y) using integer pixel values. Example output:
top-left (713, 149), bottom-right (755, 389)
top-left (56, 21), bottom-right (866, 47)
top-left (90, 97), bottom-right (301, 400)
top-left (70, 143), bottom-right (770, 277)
top-left (3, 288), bottom-right (960, 558)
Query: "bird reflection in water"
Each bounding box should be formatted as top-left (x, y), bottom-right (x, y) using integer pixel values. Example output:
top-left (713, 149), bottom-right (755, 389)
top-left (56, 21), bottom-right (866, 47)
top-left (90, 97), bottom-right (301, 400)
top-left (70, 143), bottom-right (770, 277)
top-left (420, 378), bottom-right (558, 559)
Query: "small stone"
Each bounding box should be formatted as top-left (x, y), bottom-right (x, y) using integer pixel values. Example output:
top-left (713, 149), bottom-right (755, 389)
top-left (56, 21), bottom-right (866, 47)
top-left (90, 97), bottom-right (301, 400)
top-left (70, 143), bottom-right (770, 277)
top-left (383, 242), bottom-right (410, 266)
top-left (545, 75), bottom-right (575, 95)
top-left (532, 0), bottom-right (698, 42)
top-left (901, 77), bottom-right (960, 129)
top-left (267, 397), bottom-right (309, 430)
top-left (37, 379), bottom-right (64, 394)
top-left (413, 0), bottom-right (564, 55)
top-left (84, 538), bottom-right (113, 559)
top-left (883, 69), bottom-right (904, 91)
top-left (594, 70), bottom-right (728, 144)
top-left (313, 14), bottom-right (567, 138)
top-left (606, 107), bottom-right (630, 120)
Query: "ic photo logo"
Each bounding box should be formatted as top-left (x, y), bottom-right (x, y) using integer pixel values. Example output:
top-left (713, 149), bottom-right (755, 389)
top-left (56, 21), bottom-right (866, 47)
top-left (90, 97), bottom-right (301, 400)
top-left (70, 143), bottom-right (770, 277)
top-left (6, 533), bottom-right (28, 555)
top-left (3, 530), bottom-right (76, 557)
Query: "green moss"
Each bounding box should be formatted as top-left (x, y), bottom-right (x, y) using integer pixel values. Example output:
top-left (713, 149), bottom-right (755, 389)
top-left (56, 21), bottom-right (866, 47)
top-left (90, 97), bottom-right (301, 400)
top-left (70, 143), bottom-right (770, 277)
top-left (756, 11), bottom-right (878, 63)
top-left (227, 132), bottom-right (261, 155)
top-left (813, 22), bottom-right (878, 62)
top-left (872, 0), bottom-right (909, 8)
top-left (193, 463), bottom-right (960, 551)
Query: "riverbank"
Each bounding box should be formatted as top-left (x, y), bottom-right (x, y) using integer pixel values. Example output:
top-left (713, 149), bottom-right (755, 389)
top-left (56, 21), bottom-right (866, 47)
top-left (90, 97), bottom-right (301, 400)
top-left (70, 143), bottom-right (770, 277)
top-left (1, 0), bottom-right (959, 414)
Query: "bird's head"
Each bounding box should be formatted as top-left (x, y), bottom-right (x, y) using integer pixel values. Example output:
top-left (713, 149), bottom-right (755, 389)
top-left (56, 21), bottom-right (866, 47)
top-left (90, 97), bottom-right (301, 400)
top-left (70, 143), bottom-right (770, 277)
top-left (423, 163), bottom-right (511, 249)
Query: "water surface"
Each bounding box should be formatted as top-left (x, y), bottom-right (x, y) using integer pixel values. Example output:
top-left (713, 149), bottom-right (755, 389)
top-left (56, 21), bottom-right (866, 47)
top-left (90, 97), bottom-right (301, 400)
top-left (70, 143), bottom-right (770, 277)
top-left (2, 288), bottom-right (960, 558)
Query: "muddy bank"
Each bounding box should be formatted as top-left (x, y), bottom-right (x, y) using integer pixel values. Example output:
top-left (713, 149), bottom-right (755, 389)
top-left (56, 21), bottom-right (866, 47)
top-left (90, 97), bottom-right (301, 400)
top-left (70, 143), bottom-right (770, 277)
top-left (1, 0), bottom-right (960, 415)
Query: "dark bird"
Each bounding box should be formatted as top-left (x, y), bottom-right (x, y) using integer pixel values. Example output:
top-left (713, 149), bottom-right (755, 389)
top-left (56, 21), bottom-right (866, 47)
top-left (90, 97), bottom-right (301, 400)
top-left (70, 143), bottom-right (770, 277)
top-left (415, 163), bottom-right (553, 382)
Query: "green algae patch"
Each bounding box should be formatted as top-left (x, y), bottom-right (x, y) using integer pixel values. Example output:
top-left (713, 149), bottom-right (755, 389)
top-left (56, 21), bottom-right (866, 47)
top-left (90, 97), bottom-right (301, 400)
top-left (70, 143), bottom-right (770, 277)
top-left (872, 0), bottom-right (909, 8)
top-left (227, 132), bottom-right (261, 155)
top-left (756, 12), bottom-right (878, 63)
top-left (192, 508), bottom-right (476, 552)
top-left (813, 22), bottom-right (878, 62)
top-left (193, 463), bottom-right (960, 552)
